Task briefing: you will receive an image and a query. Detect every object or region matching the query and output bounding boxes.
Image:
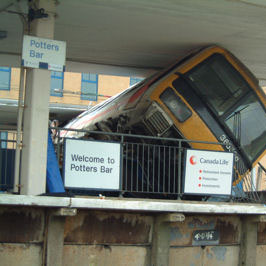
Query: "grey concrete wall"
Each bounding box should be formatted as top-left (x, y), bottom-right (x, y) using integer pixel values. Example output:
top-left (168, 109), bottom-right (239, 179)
top-left (257, 222), bottom-right (266, 265)
top-left (0, 207), bottom-right (44, 266)
top-left (63, 210), bottom-right (152, 266)
top-left (169, 215), bottom-right (241, 266)
top-left (0, 206), bottom-right (265, 266)
top-left (170, 246), bottom-right (240, 266)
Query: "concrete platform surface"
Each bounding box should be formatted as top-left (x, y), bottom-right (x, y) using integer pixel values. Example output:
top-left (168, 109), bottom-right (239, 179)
top-left (0, 194), bottom-right (266, 214)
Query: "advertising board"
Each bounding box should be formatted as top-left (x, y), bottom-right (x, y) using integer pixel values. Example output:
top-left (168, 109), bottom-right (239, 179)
top-left (183, 149), bottom-right (234, 196)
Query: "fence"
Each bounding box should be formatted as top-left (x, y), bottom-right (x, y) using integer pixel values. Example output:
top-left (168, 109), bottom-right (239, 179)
top-left (53, 127), bottom-right (262, 202)
top-left (0, 130), bottom-right (17, 191)
top-left (256, 163), bottom-right (266, 191)
top-left (1, 127), bottom-right (265, 203)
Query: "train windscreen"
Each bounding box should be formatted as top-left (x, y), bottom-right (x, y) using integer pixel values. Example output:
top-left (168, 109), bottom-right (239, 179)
top-left (185, 53), bottom-right (266, 163)
top-left (186, 54), bottom-right (249, 116)
top-left (224, 94), bottom-right (266, 161)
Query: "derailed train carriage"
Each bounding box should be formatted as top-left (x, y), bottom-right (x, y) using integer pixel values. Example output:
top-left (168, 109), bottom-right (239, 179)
top-left (61, 46), bottom-right (266, 199)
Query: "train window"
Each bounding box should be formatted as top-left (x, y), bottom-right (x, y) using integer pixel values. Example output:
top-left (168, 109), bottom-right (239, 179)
top-left (160, 87), bottom-right (192, 122)
top-left (225, 94), bottom-right (266, 161)
top-left (186, 54), bottom-right (249, 116)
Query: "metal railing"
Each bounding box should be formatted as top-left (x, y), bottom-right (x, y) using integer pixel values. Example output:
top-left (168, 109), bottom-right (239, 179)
top-left (0, 126), bottom-right (263, 203)
top-left (0, 130), bottom-right (17, 192)
top-left (256, 163), bottom-right (266, 191)
top-left (52, 127), bottom-right (262, 202)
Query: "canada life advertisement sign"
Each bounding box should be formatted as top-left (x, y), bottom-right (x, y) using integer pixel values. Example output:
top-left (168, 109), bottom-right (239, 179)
top-left (184, 149), bottom-right (234, 196)
top-left (63, 139), bottom-right (121, 190)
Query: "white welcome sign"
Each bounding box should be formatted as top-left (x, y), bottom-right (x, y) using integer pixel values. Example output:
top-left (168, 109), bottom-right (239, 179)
top-left (63, 139), bottom-right (121, 190)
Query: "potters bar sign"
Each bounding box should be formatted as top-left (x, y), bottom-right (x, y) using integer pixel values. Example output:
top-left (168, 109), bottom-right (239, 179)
top-left (22, 35), bottom-right (66, 71)
top-left (184, 149), bottom-right (234, 196)
top-left (63, 139), bottom-right (121, 190)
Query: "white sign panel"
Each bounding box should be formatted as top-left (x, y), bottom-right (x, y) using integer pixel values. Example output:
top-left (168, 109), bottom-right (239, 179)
top-left (22, 35), bottom-right (66, 71)
top-left (184, 149), bottom-right (234, 196)
top-left (64, 139), bottom-right (121, 190)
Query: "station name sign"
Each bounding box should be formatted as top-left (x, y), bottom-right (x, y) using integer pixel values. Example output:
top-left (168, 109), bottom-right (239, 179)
top-left (22, 35), bottom-right (66, 72)
top-left (183, 149), bottom-right (234, 196)
top-left (63, 139), bottom-right (121, 190)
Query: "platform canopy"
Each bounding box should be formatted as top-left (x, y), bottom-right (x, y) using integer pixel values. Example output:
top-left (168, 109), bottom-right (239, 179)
top-left (1, 0), bottom-right (266, 78)
top-left (1, 0), bottom-right (266, 128)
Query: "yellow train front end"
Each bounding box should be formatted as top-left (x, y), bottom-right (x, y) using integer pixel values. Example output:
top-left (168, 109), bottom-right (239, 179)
top-left (143, 46), bottom-right (266, 186)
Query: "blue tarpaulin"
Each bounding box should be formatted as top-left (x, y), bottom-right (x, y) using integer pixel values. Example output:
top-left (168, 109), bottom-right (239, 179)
top-left (46, 131), bottom-right (65, 193)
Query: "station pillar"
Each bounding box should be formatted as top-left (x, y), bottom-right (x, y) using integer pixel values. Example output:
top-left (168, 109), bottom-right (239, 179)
top-left (151, 213), bottom-right (185, 266)
top-left (20, 0), bottom-right (56, 195)
top-left (238, 215), bottom-right (266, 266)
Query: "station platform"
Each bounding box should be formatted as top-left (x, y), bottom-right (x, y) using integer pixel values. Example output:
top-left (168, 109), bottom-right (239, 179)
top-left (0, 194), bottom-right (266, 214)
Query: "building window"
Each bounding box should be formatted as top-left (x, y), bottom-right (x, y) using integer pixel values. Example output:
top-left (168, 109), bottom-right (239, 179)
top-left (130, 77), bottom-right (143, 86)
top-left (0, 132), bottom-right (7, 149)
top-left (81, 73), bottom-right (98, 101)
top-left (0, 67), bottom-right (11, 90)
top-left (50, 71), bottom-right (64, 97)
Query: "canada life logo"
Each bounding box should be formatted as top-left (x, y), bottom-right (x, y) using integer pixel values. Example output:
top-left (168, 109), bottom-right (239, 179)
top-left (189, 155), bottom-right (197, 165)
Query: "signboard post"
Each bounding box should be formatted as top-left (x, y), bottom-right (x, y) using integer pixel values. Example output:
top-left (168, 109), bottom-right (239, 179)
top-left (63, 139), bottom-right (121, 190)
top-left (183, 149), bottom-right (234, 196)
top-left (22, 35), bottom-right (66, 71)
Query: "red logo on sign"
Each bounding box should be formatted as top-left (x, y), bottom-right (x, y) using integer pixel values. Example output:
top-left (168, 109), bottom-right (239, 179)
top-left (189, 156), bottom-right (197, 165)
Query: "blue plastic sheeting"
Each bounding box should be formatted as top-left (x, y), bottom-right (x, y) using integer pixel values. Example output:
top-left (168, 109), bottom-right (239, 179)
top-left (46, 131), bottom-right (65, 193)
top-left (232, 181), bottom-right (246, 198)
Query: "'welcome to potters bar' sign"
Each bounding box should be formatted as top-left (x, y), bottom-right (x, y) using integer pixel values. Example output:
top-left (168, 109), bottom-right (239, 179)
top-left (63, 139), bottom-right (121, 190)
top-left (183, 149), bottom-right (234, 196)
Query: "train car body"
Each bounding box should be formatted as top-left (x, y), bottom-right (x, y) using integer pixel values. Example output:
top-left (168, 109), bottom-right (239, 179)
top-left (62, 46), bottom-right (266, 186)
